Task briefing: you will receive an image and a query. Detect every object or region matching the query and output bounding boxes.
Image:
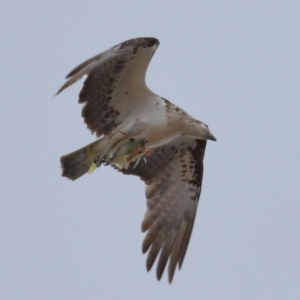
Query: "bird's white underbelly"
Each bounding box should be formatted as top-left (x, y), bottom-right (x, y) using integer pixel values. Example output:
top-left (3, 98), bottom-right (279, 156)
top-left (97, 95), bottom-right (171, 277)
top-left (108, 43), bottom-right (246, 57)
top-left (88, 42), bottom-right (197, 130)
top-left (132, 121), bottom-right (178, 148)
top-left (117, 99), bottom-right (179, 148)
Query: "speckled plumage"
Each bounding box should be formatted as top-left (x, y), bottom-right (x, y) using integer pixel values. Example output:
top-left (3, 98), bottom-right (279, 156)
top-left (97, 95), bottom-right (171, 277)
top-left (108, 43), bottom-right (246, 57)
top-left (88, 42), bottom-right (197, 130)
top-left (56, 37), bottom-right (216, 283)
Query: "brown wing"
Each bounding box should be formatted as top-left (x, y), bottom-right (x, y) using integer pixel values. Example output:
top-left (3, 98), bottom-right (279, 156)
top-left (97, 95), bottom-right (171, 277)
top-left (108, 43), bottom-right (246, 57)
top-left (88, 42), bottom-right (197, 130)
top-left (120, 137), bottom-right (207, 283)
top-left (56, 37), bottom-right (159, 136)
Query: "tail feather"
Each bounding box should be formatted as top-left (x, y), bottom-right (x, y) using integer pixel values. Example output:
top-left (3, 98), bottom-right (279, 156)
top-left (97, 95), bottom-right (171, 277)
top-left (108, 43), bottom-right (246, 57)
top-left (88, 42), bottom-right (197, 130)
top-left (60, 138), bottom-right (105, 180)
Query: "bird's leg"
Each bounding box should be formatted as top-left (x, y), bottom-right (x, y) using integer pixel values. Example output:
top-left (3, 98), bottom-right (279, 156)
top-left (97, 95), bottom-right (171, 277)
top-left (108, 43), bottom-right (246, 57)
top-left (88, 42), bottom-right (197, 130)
top-left (93, 119), bottom-right (150, 168)
top-left (105, 119), bottom-right (147, 160)
top-left (92, 131), bottom-right (132, 167)
top-left (106, 132), bottom-right (132, 160)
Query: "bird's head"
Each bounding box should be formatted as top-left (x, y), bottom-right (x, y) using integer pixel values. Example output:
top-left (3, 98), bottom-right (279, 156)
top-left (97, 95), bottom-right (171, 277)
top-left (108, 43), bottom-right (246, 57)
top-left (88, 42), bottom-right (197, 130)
top-left (188, 121), bottom-right (217, 141)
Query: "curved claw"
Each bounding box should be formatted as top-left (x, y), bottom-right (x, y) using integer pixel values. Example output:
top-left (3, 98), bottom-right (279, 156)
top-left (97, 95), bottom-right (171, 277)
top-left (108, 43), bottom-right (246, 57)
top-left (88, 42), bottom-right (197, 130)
top-left (102, 161), bottom-right (110, 166)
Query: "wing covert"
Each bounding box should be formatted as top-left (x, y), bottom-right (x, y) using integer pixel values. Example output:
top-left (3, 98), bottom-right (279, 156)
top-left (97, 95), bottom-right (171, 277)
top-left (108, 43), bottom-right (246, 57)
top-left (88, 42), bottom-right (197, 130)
top-left (56, 37), bottom-right (159, 136)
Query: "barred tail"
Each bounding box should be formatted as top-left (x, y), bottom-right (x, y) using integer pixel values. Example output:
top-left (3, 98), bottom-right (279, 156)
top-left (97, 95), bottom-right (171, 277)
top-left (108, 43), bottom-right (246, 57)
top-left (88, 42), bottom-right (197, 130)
top-left (60, 138), bottom-right (106, 180)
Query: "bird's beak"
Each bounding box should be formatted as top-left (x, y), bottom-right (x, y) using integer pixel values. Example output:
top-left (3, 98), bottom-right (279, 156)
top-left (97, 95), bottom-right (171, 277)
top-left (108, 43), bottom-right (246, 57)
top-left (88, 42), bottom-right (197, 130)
top-left (207, 132), bottom-right (217, 141)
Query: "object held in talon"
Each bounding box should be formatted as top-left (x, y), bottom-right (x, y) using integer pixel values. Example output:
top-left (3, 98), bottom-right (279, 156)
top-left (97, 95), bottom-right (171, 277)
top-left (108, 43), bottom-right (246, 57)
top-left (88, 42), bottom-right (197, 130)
top-left (143, 147), bottom-right (152, 157)
top-left (110, 138), bottom-right (148, 169)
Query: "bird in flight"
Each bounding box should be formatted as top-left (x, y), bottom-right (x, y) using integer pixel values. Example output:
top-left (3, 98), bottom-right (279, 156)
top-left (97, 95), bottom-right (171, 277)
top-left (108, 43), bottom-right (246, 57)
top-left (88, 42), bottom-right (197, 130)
top-left (56, 37), bottom-right (216, 283)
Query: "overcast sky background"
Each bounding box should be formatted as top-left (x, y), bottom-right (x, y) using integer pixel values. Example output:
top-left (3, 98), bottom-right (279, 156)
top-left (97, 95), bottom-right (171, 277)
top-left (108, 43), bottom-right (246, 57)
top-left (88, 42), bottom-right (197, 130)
top-left (1, 1), bottom-right (299, 299)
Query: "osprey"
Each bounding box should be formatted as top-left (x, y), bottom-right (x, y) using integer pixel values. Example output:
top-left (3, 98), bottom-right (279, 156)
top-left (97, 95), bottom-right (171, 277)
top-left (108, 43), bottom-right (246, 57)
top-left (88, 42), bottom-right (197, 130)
top-left (56, 37), bottom-right (216, 283)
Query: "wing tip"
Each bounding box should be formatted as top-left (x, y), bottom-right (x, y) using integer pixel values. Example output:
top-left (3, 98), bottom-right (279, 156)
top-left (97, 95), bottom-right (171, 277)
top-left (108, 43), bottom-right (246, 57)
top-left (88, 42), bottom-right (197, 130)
top-left (118, 37), bottom-right (159, 53)
top-left (144, 37), bottom-right (160, 47)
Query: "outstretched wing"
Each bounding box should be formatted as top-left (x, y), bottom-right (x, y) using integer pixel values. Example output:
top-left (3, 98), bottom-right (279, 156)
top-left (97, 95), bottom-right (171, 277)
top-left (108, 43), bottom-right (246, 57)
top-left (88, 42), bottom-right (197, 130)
top-left (56, 37), bottom-right (159, 136)
top-left (120, 137), bottom-right (207, 283)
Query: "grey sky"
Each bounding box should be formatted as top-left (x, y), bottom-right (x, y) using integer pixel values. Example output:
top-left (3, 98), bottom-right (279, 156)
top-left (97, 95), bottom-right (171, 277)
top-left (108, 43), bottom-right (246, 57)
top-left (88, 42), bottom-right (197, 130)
top-left (1, 1), bottom-right (299, 299)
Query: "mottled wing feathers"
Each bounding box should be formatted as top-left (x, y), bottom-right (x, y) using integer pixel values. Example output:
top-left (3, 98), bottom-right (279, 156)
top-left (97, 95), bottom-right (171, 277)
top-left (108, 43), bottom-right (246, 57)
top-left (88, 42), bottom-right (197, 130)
top-left (56, 37), bottom-right (159, 136)
top-left (120, 137), bottom-right (206, 282)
